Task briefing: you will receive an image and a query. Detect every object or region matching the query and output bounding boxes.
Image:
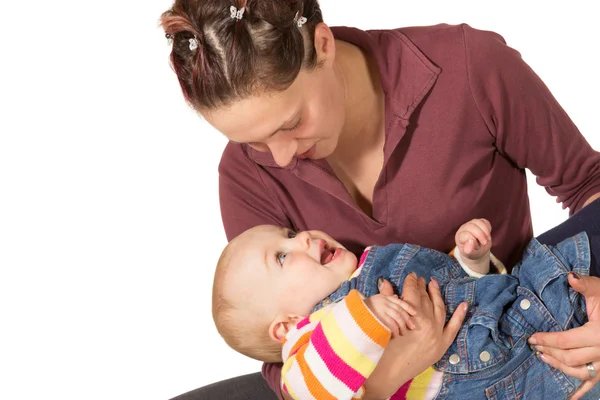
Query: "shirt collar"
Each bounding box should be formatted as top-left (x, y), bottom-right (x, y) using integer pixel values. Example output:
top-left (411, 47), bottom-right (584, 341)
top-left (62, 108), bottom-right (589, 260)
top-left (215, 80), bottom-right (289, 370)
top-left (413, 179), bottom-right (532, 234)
top-left (245, 26), bottom-right (440, 168)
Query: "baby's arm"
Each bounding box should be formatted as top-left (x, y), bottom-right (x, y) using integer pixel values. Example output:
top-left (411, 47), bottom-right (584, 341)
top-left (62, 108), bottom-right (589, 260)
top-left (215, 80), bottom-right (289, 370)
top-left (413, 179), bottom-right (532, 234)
top-left (454, 218), bottom-right (493, 276)
top-left (281, 289), bottom-right (410, 400)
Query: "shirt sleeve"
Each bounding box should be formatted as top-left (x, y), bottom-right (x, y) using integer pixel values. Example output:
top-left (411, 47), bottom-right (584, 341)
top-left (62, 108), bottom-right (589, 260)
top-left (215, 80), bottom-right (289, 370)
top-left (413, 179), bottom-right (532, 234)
top-left (462, 24), bottom-right (600, 214)
top-left (451, 247), bottom-right (507, 277)
top-left (280, 290), bottom-right (391, 400)
top-left (219, 143), bottom-right (292, 240)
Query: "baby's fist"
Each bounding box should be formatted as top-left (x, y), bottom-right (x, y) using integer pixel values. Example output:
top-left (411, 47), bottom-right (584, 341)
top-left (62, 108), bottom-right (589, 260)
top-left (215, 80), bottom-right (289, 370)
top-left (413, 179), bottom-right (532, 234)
top-left (455, 218), bottom-right (492, 260)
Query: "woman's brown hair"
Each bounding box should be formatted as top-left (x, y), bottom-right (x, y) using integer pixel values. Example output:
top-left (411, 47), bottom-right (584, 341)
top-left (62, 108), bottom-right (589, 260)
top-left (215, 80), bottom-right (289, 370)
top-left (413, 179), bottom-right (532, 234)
top-left (160, 0), bottom-right (323, 110)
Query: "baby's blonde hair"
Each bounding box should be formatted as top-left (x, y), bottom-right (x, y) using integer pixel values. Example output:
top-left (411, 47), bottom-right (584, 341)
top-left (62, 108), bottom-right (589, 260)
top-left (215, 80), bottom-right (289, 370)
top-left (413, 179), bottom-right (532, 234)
top-left (212, 238), bottom-right (282, 363)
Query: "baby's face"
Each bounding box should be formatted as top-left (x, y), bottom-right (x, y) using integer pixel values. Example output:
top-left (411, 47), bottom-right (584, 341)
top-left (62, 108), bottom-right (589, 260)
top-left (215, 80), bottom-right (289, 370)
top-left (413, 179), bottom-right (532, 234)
top-left (231, 225), bottom-right (359, 317)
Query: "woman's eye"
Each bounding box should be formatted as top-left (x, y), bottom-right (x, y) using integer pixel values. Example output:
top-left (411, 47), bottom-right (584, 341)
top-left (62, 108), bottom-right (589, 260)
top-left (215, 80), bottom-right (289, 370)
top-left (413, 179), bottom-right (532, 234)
top-left (288, 118), bottom-right (302, 132)
top-left (277, 253), bottom-right (287, 265)
top-left (287, 230), bottom-right (297, 239)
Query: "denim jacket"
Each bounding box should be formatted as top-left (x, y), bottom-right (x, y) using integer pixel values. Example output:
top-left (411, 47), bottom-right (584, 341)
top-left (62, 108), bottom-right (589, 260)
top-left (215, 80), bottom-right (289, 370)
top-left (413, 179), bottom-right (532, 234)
top-left (312, 233), bottom-right (597, 399)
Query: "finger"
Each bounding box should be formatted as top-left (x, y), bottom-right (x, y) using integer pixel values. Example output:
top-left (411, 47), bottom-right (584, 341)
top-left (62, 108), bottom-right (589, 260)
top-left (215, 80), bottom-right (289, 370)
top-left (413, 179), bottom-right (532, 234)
top-left (378, 278), bottom-right (395, 296)
top-left (386, 296), bottom-right (417, 316)
top-left (569, 274), bottom-right (600, 302)
top-left (568, 274), bottom-right (600, 322)
top-left (428, 279), bottom-right (447, 326)
top-left (418, 277), bottom-right (433, 314)
top-left (479, 218), bottom-right (492, 233)
top-left (538, 353), bottom-right (600, 382)
top-left (386, 307), bottom-right (414, 332)
top-left (530, 325), bottom-right (598, 349)
top-left (464, 223), bottom-right (488, 246)
top-left (390, 305), bottom-right (416, 330)
top-left (381, 314), bottom-right (400, 337)
top-left (457, 231), bottom-right (475, 246)
top-left (471, 218), bottom-right (492, 241)
top-left (533, 344), bottom-right (600, 367)
top-left (400, 273), bottom-right (422, 308)
top-left (463, 239), bottom-right (476, 255)
top-left (572, 274), bottom-right (600, 297)
top-left (442, 302), bottom-right (469, 347)
top-left (384, 310), bottom-right (405, 337)
top-left (570, 377), bottom-right (599, 400)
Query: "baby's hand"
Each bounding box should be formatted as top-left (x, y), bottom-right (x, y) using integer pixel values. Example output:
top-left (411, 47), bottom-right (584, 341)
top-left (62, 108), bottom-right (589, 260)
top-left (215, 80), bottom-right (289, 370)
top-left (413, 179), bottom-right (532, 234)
top-left (365, 293), bottom-right (417, 337)
top-left (455, 218), bottom-right (492, 260)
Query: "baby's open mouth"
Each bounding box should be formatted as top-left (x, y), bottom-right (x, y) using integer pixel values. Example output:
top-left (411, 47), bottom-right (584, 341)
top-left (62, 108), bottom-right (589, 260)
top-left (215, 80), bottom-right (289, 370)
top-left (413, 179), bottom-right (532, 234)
top-left (321, 244), bottom-right (335, 265)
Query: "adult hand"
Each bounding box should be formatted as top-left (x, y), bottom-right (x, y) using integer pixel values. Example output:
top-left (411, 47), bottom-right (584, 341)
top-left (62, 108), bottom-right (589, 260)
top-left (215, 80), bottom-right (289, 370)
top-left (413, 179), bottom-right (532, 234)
top-left (528, 273), bottom-right (600, 400)
top-left (364, 274), bottom-right (468, 399)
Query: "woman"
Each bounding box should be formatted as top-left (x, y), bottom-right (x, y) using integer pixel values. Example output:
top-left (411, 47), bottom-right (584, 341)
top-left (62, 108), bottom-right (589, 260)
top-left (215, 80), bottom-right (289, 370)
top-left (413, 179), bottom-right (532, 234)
top-left (160, 0), bottom-right (600, 398)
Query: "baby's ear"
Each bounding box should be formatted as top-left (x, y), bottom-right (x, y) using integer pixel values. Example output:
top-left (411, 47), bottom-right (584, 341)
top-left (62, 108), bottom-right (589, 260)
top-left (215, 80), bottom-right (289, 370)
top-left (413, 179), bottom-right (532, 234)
top-left (268, 315), bottom-right (305, 343)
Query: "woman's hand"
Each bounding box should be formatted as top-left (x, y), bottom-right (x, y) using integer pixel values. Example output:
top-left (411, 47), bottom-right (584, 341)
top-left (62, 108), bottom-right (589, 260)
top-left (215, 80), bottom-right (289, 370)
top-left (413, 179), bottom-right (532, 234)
top-left (528, 273), bottom-right (600, 400)
top-left (364, 274), bottom-right (468, 399)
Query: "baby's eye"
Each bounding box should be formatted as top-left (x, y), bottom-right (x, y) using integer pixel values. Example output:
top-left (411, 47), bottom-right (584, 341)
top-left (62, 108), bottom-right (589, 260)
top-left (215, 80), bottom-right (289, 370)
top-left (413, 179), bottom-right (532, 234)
top-left (277, 253), bottom-right (287, 265)
top-left (287, 230), bottom-right (297, 239)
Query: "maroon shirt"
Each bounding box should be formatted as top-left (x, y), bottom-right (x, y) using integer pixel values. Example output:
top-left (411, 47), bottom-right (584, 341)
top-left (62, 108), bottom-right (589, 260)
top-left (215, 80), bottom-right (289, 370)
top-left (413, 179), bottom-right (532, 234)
top-left (218, 24), bottom-right (600, 397)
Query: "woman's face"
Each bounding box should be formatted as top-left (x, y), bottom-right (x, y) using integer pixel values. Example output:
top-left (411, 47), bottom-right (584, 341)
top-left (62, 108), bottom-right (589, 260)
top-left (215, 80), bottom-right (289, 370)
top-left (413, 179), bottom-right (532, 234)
top-left (206, 67), bottom-right (346, 167)
top-left (205, 25), bottom-right (347, 167)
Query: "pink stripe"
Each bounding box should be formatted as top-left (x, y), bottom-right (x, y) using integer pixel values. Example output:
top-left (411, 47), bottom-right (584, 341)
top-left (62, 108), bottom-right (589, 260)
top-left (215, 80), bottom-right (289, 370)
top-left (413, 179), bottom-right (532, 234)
top-left (390, 379), bottom-right (413, 400)
top-left (358, 248), bottom-right (370, 267)
top-left (296, 317), bottom-right (311, 330)
top-left (311, 323), bottom-right (365, 391)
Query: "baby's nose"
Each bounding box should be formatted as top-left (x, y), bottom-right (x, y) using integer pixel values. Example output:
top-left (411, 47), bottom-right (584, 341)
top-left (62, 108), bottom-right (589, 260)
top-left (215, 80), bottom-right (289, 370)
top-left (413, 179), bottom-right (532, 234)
top-left (295, 231), bottom-right (312, 247)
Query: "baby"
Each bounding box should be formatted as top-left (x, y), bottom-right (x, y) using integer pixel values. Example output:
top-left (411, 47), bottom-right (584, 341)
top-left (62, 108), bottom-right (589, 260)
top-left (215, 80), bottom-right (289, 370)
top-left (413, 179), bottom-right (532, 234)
top-left (212, 220), bottom-right (593, 400)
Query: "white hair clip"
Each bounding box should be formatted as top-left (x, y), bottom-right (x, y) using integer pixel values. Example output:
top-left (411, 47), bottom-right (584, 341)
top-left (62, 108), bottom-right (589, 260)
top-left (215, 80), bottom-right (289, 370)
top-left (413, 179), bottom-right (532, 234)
top-left (294, 11), bottom-right (307, 28)
top-left (189, 37), bottom-right (199, 51)
top-left (230, 6), bottom-right (245, 20)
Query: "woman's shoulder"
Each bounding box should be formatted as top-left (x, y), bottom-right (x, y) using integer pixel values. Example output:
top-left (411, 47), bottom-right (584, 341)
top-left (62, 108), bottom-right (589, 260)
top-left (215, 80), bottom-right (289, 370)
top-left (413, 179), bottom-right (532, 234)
top-left (395, 23), bottom-right (507, 53)
top-left (218, 142), bottom-right (262, 186)
top-left (218, 142), bottom-right (256, 175)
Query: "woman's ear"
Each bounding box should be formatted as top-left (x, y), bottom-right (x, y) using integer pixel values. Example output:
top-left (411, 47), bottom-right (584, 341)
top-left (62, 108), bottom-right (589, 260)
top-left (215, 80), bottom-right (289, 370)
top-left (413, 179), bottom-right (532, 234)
top-left (268, 315), bottom-right (305, 343)
top-left (313, 22), bottom-right (336, 66)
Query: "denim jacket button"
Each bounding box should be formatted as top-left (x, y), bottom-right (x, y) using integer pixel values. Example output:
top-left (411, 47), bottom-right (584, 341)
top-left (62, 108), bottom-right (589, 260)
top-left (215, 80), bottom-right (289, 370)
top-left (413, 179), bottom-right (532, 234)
top-left (322, 298), bottom-right (332, 305)
top-left (449, 354), bottom-right (460, 364)
top-left (480, 351), bottom-right (491, 362)
top-left (520, 299), bottom-right (531, 310)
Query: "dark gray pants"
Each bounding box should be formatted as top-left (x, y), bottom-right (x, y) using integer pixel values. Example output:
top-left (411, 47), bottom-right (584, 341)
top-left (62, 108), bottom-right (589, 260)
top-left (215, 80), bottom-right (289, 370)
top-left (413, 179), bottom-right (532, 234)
top-left (170, 372), bottom-right (277, 400)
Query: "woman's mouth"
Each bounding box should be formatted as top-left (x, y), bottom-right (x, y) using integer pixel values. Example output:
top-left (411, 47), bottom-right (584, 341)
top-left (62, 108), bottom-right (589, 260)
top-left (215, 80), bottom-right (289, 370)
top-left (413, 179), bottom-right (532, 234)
top-left (297, 145), bottom-right (316, 159)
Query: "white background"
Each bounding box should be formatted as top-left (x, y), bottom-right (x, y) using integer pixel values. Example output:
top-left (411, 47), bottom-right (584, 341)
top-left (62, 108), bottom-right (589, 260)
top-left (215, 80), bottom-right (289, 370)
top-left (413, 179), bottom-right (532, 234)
top-left (0, 1), bottom-right (598, 399)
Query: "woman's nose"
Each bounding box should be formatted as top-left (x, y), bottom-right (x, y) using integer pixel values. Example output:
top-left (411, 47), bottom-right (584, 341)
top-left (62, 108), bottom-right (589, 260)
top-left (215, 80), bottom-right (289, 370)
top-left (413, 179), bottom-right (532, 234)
top-left (268, 139), bottom-right (296, 167)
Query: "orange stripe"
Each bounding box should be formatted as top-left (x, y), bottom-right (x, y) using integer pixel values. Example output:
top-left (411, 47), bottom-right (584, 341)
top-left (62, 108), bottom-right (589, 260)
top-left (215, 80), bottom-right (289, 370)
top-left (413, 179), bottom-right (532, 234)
top-left (296, 346), bottom-right (338, 400)
top-left (289, 331), bottom-right (312, 357)
top-left (346, 290), bottom-right (389, 347)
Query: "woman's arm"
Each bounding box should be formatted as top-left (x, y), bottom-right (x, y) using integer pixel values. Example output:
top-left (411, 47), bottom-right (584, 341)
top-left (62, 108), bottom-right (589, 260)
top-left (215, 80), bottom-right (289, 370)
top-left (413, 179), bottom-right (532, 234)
top-left (219, 143), bottom-right (293, 240)
top-left (463, 24), bottom-right (600, 215)
top-left (363, 275), bottom-right (468, 399)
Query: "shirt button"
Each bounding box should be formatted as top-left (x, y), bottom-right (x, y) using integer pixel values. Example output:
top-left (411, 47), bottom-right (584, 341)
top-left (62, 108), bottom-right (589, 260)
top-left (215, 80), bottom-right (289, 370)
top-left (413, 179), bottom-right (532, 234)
top-left (480, 351), bottom-right (491, 362)
top-left (449, 354), bottom-right (460, 365)
top-left (520, 299), bottom-right (531, 310)
top-left (322, 298), bottom-right (332, 305)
